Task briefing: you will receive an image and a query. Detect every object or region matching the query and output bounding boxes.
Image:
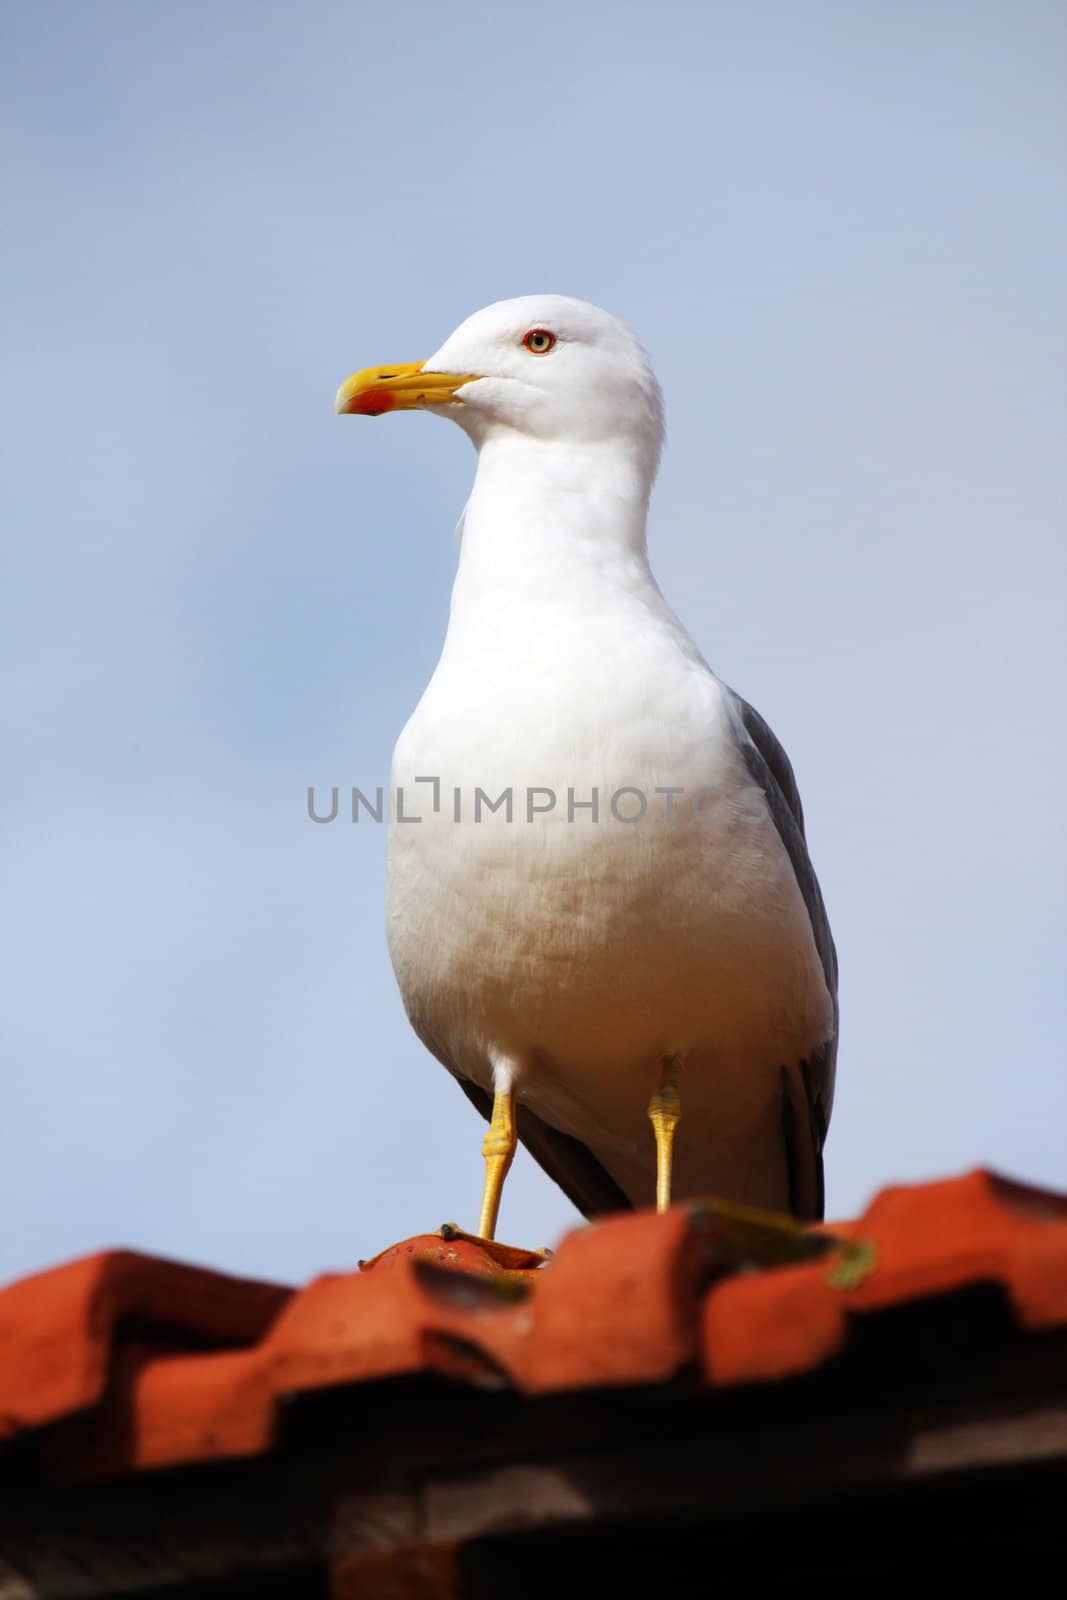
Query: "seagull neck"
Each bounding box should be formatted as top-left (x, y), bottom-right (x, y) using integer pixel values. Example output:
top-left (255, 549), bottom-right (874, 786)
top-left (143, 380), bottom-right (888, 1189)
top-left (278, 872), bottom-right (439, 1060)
top-left (456, 435), bottom-right (654, 588)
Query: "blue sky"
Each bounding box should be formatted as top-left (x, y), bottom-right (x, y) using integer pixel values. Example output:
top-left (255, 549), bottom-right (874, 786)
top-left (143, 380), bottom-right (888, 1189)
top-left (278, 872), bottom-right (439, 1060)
top-left (2, 1), bottom-right (1064, 1284)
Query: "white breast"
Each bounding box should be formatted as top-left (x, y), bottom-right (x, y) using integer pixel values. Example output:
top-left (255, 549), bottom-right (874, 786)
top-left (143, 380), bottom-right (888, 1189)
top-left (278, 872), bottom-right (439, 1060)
top-left (385, 581), bottom-right (832, 1121)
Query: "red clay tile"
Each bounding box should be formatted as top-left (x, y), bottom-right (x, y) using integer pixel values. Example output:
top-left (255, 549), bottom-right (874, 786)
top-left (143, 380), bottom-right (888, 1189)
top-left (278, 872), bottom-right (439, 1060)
top-left (2, 1170), bottom-right (1065, 1483)
top-left (360, 1227), bottom-right (545, 1278)
top-left (259, 1257), bottom-right (529, 1399)
top-left (40, 1342), bottom-right (275, 1479)
top-left (0, 1250), bottom-right (289, 1441)
top-left (701, 1169), bottom-right (1067, 1386)
top-left (522, 1206), bottom-right (731, 1391)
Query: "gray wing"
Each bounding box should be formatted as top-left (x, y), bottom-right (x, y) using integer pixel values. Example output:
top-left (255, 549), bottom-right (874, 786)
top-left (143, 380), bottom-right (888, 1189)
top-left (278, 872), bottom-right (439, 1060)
top-left (730, 691), bottom-right (838, 1219)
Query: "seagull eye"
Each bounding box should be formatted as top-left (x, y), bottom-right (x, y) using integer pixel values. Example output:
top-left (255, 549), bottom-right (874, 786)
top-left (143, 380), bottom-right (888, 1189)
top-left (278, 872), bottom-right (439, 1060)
top-left (522, 328), bottom-right (556, 355)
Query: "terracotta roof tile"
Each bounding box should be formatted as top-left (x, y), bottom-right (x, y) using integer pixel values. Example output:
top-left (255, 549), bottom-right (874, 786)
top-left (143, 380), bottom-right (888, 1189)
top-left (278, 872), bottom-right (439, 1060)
top-left (519, 1205), bottom-right (730, 1391)
top-left (0, 1250), bottom-right (289, 1443)
top-left (2, 1169), bottom-right (1065, 1483)
top-left (702, 1169), bottom-right (1067, 1386)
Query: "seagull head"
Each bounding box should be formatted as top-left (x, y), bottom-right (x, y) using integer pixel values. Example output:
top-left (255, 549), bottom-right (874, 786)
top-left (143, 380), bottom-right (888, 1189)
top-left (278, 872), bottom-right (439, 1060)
top-left (335, 295), bottom-right (664, 480)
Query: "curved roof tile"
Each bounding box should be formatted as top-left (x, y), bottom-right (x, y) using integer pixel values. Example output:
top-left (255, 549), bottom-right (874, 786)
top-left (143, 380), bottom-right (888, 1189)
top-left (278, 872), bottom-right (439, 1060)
top-left (1, 1170), bottom-right (1064, 1482)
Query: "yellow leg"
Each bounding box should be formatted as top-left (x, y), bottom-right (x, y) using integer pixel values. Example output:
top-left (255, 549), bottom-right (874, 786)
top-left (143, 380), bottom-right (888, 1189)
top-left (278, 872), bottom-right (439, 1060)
top-left (477, 1084), bottom-right (516, 1241)
top-left (648, 1057), bottom-right (683, 1213)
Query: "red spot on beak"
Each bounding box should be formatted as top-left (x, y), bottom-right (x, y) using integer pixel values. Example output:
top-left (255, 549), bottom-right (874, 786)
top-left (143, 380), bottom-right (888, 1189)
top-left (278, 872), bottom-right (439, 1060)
top-left (339, 388), bottom-right (398, 417)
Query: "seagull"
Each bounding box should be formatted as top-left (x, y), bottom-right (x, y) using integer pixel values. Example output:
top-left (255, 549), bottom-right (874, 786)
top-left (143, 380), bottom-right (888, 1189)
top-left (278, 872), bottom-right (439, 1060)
top-left (336, 295), bottom-right (837, 1239)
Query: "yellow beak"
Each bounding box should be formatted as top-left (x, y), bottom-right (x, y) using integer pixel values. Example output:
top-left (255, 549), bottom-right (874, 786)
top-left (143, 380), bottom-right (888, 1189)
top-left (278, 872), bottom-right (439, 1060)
top-left (334, 361), bottom-right (479, 417)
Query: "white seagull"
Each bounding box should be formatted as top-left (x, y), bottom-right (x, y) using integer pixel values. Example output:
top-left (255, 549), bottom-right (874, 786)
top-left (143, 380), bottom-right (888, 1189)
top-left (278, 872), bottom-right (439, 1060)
top-left (336, 296), bottom-right (837, 1239)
